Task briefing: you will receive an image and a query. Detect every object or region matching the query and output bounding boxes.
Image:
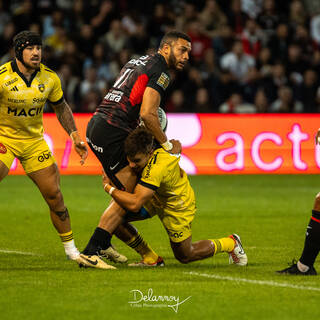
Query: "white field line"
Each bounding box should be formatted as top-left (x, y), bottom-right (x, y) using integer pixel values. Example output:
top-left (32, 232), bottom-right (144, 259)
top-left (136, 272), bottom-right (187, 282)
top-left (184, 271), bottom-right (320, 292)
top-left (0, 249), bottom-right (42, 256)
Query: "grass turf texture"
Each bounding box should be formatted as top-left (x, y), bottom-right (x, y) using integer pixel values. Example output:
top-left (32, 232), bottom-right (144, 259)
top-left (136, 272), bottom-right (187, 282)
top-left (0, 174), bottom-right (319, 320)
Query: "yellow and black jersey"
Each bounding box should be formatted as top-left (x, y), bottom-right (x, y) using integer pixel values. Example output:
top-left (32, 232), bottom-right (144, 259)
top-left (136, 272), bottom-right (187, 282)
top-left (139, 148), bottom-right (195, 212)
top-left (0, 60), bottom-right (63, 140)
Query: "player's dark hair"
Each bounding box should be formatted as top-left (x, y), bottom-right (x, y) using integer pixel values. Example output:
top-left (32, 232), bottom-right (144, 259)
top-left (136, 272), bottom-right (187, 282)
top-left (125, 127), bottom-right (154, 158)
top-left (13, 31), bottom-right (42, 62)
top-left (159, 30), bottom-right (191, 49)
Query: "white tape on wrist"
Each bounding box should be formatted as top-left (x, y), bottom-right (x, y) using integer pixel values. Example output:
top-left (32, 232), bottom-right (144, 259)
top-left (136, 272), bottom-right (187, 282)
top-left (161, 140), bottom-right (173, 151)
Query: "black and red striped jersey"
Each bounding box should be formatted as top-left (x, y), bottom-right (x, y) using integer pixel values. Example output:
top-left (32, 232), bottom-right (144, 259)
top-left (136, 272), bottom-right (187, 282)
top-left (96, 53), bottom-right (170, 132)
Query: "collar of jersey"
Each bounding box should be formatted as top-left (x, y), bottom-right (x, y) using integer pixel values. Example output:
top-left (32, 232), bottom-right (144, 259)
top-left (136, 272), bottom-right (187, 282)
top-left (11, 59), bottom-right (40, 87)
top-left (155, 53), bottom-right (169, 70)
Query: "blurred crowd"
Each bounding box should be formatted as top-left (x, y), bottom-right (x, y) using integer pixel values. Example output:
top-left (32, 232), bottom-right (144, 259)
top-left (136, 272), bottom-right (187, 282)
top-left (2, 0), bottom-right (320, 113)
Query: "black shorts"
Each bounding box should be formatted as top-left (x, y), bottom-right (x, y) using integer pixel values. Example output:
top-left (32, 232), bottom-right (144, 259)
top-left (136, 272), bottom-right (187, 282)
top-left (86, 113), bottom-right (129, 190)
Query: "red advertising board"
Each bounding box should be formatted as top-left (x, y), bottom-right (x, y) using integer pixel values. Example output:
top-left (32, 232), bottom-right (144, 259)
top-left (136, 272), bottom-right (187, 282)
top-left (8, 113), bottom-right (320, 175)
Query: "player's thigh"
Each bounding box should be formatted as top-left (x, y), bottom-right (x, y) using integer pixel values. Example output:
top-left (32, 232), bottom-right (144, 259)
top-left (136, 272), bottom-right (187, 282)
top-left (28, 163), bottom-right (61, 199)
top-left (170, 236), bottom-right (193, 260)
top-left (159, 208), bottom-right (194, 243)
top-left (0, 139), bottom-right (16, 181)
top-left (0, 160), bottom-right (9, 181)
top-left (20, 137), bottom-right (56, 174)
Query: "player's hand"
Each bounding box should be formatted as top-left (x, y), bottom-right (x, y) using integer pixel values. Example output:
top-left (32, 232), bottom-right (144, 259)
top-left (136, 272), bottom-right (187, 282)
top-left (316, 129), bottom-right (320, 145)
top-left (70, 131), bottom-right (88, 165)
top-left (168, 139), bottom-right (182, 154)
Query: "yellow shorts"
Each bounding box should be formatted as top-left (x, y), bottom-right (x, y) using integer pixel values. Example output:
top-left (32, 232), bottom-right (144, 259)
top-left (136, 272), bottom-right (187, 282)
top-left (144, 197), bottom-right (196, 243)
top-left (0, 136), bottom-right (56, 173)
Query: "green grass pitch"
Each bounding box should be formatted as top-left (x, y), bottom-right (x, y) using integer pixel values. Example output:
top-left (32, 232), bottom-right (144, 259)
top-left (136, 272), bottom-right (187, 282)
top-left (0, 174), bottom-right (319, 320)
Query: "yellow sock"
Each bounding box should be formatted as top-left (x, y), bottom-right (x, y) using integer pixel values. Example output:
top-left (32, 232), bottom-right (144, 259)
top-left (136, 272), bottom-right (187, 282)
top-left (59, 230), bottom-right (73, 243)
top-left (210, 237), bottom-right (235, 254)
top-left (126, 233), bottom-right (158, 264)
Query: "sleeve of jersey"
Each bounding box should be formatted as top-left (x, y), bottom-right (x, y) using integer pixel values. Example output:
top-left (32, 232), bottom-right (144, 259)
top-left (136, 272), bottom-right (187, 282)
top-left (146, 64), bottom-right (170, 96)
top-left (138, 157), bottom-right (166, 191)
top-left (47, 72), bottom-right (64, 105)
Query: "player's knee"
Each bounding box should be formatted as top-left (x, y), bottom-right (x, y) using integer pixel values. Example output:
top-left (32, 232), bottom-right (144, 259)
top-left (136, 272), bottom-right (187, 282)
top-left (173, 251), bottom-right (191, 264)
top-left (315, 192), bottom-right (320, 206)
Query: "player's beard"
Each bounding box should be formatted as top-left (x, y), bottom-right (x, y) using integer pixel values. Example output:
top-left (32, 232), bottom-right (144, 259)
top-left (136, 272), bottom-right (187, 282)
top-left (168, 50), bottom-right (178, 70)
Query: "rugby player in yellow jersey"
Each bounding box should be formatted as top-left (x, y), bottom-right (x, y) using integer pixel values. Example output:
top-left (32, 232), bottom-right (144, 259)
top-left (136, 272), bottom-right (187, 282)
top-left (0, 31), bottom-right (88, 261)
top-left (83, 127), bottom-right (248, 268)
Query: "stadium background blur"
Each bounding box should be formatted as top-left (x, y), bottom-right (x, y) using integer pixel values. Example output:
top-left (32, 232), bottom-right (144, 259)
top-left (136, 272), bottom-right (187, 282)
top-left (1, 0), bottom-right (320, 114)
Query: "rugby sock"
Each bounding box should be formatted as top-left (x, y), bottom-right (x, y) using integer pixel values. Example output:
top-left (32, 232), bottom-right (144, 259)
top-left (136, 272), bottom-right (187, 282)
top-left (59, 231), bottom-right (79, 259)
top-left (126, 233), bottom-right (158, 264)
top-left (210, 237), bottom-right (235, 254)
top-left (299, 210), bottom-right (320, 268)
top-left (82, 227), bottom-right (112, 255)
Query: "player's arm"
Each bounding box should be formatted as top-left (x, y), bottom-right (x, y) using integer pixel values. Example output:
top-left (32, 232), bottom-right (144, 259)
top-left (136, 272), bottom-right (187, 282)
top-left (50, 99), bottom-right (88, 164)
top-left (140, 87), bottom-right (181, 154)
top-left (104, 182), bottom-right (155, 212)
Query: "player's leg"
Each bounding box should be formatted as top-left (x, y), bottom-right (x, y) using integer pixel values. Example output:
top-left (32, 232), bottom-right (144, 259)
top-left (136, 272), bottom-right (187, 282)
top-left (0, 160), bottom-right (9, 181)
top-left (114, 220), bottom-right (162, 266)
top-left (82, 165), bottom-right (137, 256)
top-left (278, 192), bottom-right (320, 275)
top-left (27, 163), bottom-right (79, 260)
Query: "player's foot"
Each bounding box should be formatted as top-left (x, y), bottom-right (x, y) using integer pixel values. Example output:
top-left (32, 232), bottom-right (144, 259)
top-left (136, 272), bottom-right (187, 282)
top-left (128, 256), bottom-right (165, 267)
top-left (277, 261), bottom-right (317, 275)
top-left (228, 234), bottom-right (248, 266)
top-left (99, 246), bottom-right (128, 263)
top-left (66, 248), bottom-right (81, 261)
top-left (77, 254), bottom-right (116, 270)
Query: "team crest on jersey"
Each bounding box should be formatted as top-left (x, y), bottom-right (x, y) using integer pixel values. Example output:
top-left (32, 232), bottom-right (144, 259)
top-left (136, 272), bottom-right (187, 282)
top-left (157, 72), bottom-right (169, 90)
top-left (0, 143), bottom-right (7, 154)
top-left (38, 84), bottom-right (45, 92)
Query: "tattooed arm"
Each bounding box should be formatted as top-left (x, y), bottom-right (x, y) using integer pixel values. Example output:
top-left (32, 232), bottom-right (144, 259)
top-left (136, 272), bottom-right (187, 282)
top-left (51, 99), bottom-right (88, 165)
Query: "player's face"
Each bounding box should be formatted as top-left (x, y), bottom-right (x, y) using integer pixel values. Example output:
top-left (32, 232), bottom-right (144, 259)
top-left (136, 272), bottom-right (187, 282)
top-left (22, 45), bottom-right (42, 69)
top-left (127, 152), bottom-right (152, 174)
top-left (168, 38), bottom-right (191, 71)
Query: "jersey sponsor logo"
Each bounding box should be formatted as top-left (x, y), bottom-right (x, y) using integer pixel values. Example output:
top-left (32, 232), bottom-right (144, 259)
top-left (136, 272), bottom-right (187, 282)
top-left (0, 143), bottom-right (7, 154)
top-left (10, 86), bottom-right (18, 91)
top-left (37, 150), bottom-right (52, 162)
top-left (33, 97), bottom-right (47, 103)
top-left (86, 137), bottom-right (103, 153)
top-left (8, 98), bottom-right (26, 103)
top-left (5, 78), bottom-right (18, 86)
top-left (144, 160), bottom-right (153, 179)
top-left (105, 90), bottom-right (123, 103)
top-left (38, 84), bottom-right (45, 92)
top-left (168, 230), bottom-right (183, 239)
top-left (7, 106), bottom-right (43, 117)
top-left (128, 55), bottom-right (149, 66)
top-left (156, 72), bottom-right (169, 90)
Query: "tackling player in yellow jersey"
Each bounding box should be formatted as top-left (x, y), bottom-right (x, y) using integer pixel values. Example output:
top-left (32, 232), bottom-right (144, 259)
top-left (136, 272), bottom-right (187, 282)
top-left (0, 31), bottom-right (88, 261)
top-left (79, 127), bottom-right (248, 268)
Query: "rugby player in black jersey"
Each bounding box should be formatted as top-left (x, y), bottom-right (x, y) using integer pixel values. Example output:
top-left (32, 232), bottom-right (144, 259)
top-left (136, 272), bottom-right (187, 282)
top-left (80, 31), bottom-right (191, 269)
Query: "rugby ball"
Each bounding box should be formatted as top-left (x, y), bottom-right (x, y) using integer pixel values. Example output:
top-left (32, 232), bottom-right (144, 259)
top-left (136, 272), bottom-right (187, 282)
top-left (158, 107), bottom-right (168, 132)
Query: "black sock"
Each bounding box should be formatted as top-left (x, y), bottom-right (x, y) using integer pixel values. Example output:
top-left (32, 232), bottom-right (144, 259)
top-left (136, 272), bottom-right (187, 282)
top-left (82, 227), bottom-right (112, 255)
top-left (299, 210), bottom-right (320, 267)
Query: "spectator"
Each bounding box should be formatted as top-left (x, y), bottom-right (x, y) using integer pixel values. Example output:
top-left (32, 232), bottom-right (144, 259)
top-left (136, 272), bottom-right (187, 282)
top-left (268, 23), bottom-right (290, 62)
top-left (270, 86), bottom-right (303, 112)
top-left (194, 87), bottom-right (212, 113)
top-left (80, 66), bottom-right (107, 99)
top-left (241, 18), bottom-right (263, 58)
top-left (101, 19), bottom-right (128, 56)
top-left (219, 93), bottom-right (256, 113)
top-left (166, 89), bottom-right (185, 112)
top-left (198, 0), bottom-right (228, 39)
top-left (187, 19), bottom-right (212, 64)
top-left (58, 64), bottom-right (81, 112)
top-left (298, 69), bottom-right (319, 113)
top-left (254, 88), bottom-right (269, 112)
top-left (220, 40), bottom-right (255, 84)
top-left (226, 0), bottom-right (249, 35)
